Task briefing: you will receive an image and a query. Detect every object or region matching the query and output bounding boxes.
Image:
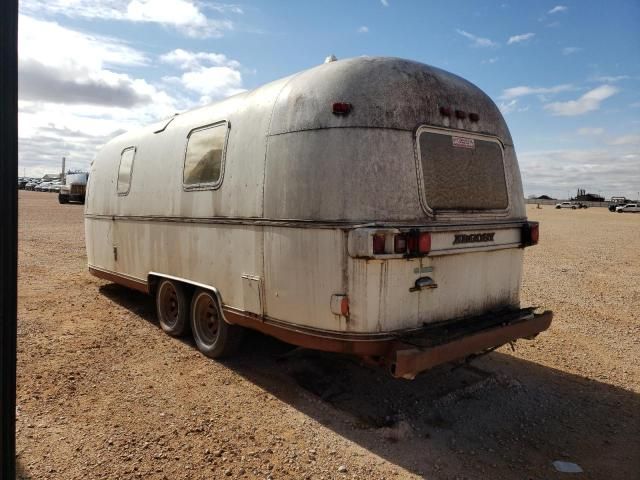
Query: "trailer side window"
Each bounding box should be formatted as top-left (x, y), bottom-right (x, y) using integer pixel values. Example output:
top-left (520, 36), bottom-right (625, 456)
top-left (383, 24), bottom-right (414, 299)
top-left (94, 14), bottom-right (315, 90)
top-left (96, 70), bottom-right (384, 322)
top-left (183, 122), bottom-right (228, 189)
top-left (117, 147), bottom-right (136, 195)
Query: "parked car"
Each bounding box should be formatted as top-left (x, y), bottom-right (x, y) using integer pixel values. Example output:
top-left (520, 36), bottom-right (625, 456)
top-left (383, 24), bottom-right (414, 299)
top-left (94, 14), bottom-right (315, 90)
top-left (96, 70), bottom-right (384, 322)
top-left (25, 181), bottom-right (39, 190)
top-left (615, 203), bottom-right (640, 213)
top-left (49, 182), bottom-right (63, 193)
top-left (35, 182), bottom-right (53, 192)
top-left (86, 56), bottom-right (552, 380)
top-left (555, 202), bottom-right (578, 209)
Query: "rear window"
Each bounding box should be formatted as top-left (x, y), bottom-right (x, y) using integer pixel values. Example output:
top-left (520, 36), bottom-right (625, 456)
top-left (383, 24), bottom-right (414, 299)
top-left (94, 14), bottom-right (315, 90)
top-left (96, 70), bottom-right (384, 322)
top-left (183, 122), bottom-right (227, 189)
top-left (418, 130), bottom-right (508, 211)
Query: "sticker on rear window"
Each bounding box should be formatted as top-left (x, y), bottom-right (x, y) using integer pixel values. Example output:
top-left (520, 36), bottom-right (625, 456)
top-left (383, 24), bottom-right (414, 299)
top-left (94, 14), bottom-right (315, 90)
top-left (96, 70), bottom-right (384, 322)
top-left (452, 136), bottom-right (475, 149)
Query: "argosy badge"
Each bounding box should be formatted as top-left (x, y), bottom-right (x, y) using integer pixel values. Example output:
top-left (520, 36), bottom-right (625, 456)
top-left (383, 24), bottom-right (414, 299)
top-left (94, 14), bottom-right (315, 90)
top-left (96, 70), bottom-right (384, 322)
top-left (452, 136), bottom-right (475, 149)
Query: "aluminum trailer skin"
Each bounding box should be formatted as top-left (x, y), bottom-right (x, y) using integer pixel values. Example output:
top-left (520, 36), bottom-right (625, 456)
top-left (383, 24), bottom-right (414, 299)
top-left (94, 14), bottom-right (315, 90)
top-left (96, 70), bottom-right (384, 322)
top-left (85, 57), bottom-right (551, 379)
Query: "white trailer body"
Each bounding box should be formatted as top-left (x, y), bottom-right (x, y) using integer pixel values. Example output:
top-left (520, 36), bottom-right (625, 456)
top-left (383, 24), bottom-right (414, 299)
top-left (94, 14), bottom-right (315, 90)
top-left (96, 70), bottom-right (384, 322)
top-left (85, 57), bottom-right (551, 378)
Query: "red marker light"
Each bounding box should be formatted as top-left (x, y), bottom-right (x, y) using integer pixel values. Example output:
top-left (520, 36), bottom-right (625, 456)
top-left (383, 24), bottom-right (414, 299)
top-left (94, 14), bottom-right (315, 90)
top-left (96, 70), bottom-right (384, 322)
top-left (340, 297), bottom-right (350, 316)
top-left (332, 102), bottom-right (352, 115)
top-left (469, 113), bottom-right (480, 122)
top-left (439, 106), bottom-right (452, 117)
top-left (529, 223), bottom-right (539, 245)
top-left (455, 110), bottom-right (467, 119)
top-left (372, 234), bottom-right (386, 254)
top-left (418, 232), bottom-right (431, 254)
top-left (522, 222), bottom-right (539, 247)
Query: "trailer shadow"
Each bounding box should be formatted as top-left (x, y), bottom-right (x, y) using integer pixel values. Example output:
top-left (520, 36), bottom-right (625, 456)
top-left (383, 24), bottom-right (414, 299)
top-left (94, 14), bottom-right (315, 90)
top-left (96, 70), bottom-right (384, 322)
top-left (100, 283), bottom-right (639, 480)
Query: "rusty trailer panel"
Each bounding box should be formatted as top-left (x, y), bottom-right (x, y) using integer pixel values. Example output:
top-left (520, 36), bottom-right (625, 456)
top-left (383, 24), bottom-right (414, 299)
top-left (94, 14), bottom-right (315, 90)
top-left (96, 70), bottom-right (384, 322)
top-left (391, 310), bottom-right (553, 379)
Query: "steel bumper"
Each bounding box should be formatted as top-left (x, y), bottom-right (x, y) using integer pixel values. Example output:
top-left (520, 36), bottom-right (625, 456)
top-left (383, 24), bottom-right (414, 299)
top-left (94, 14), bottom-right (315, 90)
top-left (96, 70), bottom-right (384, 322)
top-left (391, 310), bottom-right (553, 379)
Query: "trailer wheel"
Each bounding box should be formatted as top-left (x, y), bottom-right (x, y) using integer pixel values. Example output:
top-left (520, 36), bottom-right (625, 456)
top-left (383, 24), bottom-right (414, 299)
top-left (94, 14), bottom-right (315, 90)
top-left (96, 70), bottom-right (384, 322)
top-left (190, 289), bottom-right (244, 359)
top-left (58, 194), bottom-right (69, 204)
top-left (155, 279), bottom-right (190, 337)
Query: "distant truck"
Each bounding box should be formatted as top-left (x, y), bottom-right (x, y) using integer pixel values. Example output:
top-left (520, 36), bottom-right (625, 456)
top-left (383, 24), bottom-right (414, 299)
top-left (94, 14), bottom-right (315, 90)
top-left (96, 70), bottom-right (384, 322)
top-left (615, 203), bottom-right (639, 213)
top-left (555, 201), bottom-right (578, 209)
top-left (59, 172), bottom-right (88, 204)
top-left (609, 197), bottom-right (629, 212)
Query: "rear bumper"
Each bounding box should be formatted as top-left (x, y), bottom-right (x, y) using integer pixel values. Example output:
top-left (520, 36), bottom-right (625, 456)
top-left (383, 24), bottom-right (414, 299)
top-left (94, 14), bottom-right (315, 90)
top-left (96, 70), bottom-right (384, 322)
top-left (390, 309), bottom-right (552, 379)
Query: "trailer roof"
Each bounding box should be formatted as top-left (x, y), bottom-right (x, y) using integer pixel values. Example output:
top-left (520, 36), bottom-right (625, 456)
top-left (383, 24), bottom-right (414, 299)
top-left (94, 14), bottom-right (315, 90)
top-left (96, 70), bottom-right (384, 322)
top-left (116, 57), bottom-right (512, 147)
top-left (268, 57), bottom-right (511, 143)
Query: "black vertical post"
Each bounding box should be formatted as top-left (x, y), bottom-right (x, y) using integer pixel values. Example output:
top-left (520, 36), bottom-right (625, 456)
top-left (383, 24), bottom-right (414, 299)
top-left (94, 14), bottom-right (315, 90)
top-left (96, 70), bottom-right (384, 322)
top-left (0, 1), bottom-right (19, 478)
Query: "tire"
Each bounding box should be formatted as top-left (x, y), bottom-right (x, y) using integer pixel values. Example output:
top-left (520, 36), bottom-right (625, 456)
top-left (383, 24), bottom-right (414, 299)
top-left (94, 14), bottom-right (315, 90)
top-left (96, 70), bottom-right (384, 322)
top-left (58, 194), bottom-right (69, 204)
top-left (190, 289), bottom-right (244, 358)
top-left (572, 206), bottom-right (576, 209)
top-left (155, 279), bottom-right (190, 336)
top-left (556, 206), bottom-right (561, 209)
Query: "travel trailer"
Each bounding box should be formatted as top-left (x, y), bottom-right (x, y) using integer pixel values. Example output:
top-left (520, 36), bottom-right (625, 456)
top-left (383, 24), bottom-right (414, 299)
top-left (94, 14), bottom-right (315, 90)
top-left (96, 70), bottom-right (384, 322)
top-left (85, 57), bottom-right (552, 379)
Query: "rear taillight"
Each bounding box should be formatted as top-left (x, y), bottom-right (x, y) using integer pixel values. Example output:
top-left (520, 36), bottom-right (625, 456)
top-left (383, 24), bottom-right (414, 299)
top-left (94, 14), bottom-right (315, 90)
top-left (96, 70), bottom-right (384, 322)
top-left (522, 222), bottom-right (539, 247)
top-left (418, 232), bottom-right (431, 253)
top-left (391, 231), bottom-right (431, 255)
top-left (372, 234), bottom-right (386, 254)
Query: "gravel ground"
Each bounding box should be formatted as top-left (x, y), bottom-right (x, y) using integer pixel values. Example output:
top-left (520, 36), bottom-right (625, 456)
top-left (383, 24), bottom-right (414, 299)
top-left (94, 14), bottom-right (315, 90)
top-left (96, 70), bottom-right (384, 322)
top-left (16, 191), bottom-right (640, 479)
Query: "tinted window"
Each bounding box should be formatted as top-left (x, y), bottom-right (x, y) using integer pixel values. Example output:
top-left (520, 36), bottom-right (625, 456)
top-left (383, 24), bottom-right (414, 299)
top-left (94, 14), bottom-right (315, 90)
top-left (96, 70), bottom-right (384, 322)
top-left (184, 123), bottom-right (227, 188)
top-left (117, 147), bottom-right (135, 195)
top-left (418, 131), bottom-right (508, 211)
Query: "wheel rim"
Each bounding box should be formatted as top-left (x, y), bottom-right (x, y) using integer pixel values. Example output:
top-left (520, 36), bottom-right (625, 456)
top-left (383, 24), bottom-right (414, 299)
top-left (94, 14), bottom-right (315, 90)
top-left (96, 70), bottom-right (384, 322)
top-left (159, 282), bottom-right (179, 328)
top-left (193, 293), bottom-right (219, 345)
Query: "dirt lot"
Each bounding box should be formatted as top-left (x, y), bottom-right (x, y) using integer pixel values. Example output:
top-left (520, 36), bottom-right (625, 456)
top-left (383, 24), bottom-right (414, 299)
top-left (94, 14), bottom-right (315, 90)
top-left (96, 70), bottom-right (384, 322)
top-left (16, 191), bottom-right (640, 479)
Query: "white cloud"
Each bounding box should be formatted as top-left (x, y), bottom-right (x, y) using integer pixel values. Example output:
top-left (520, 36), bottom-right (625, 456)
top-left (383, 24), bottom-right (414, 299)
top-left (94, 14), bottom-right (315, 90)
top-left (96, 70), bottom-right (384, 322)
top-left (160, 49), bottom-right (240, 70)
top-left (161, 49), bottom-right (246, 103)
top-left (499, 99), bottom-right (517, 114)
top-left (499, 99), bottom-right (529, 115)
top-left (507, 32), bottom-right (535, 44)
top-left (177, 67), bottom-right (244, 101)
top-left (20, 0), bottom-right (235, 38)
top-left (456, 29), bottom-right (498, 48)
top-left (19, 15), bottom-right (157, 107)
top-left (577, 127), bottom-right (604, 136)
top-left (520, 147), bottom-right (640, 199)
top-left (548, 5), bottom-right (568, 14)
top-left (483, 57), bottom-right (499, 64)
top-left (608, 133), bottom-right (640, 146)
top-left (17, 14), bottom-right (181, 176)
top-left (357, 25), bottom-right (369, 33)
top-left (203, 3), bottom-right (244, 15)
top-left (500, 84), bottom-right (574, 100)
top-left (544, 85), bottom-right (619, 116)
top-left (381, 0), bottom-right (389, 6)
top-left (562, 46), bottom-right (581, 55)
top-left (590, 75), bottom-right (630, 83)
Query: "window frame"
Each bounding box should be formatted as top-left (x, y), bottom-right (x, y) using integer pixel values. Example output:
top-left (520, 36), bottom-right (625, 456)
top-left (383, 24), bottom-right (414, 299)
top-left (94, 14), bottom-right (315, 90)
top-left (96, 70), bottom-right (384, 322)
top-left (117, 146), bottom-right (136, 196)
top-left (414, 125), bottom-right (512, 218)
top-left (182, 120), bottom-right (229, 192)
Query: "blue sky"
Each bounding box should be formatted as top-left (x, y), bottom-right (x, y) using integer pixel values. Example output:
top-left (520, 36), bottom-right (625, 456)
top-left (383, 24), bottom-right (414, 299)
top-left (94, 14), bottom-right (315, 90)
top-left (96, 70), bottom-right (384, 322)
top-left (18, 0), bottom-right (640, 199)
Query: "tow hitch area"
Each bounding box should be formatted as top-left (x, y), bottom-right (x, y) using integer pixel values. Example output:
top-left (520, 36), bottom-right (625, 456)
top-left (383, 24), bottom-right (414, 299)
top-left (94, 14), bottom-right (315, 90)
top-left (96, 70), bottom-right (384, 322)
top-left (389, 308), bottom-right (553, 379)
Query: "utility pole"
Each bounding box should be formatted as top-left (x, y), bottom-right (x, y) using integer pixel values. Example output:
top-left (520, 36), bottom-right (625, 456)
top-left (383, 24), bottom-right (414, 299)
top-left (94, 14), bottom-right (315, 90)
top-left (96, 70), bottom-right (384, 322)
top-left (61, 156), bottom-right (66, 184)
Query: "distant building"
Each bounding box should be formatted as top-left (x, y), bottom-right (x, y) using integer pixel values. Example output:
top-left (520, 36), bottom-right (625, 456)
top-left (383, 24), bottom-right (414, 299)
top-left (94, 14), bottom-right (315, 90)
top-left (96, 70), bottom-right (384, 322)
top-left (42, 173), bottom-right (61, 181)
top-left (536, 195), bottom-right (555, 200)
top-left (574, 188), bottom-right (604, 202)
